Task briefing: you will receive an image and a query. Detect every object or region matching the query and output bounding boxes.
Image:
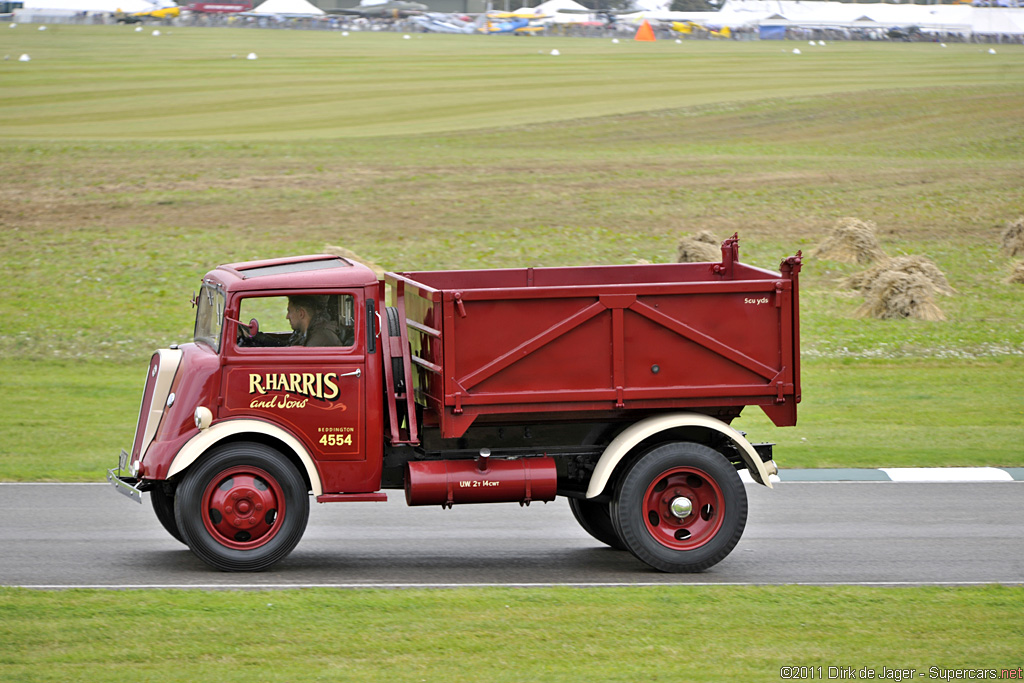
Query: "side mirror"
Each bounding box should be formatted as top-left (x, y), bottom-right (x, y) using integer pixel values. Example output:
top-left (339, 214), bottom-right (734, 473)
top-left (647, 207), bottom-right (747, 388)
top-left (227, 316), bottom-right (260, 340)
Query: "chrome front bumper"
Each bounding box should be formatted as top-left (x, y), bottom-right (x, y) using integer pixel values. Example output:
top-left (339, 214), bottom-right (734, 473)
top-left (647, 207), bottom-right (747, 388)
top-left (107, 449), bottom-right (143, 504)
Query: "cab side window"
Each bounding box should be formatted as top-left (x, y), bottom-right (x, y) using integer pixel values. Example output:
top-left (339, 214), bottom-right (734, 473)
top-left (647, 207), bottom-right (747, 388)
top-left (236, 294), bottom-right (355, 349)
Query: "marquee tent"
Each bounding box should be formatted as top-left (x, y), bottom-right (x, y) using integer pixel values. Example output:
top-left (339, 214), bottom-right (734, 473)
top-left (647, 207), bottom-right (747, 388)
top-left (247, 0), bottom-right (323, 16)
top-left (639, 0), bottom-right (1024, 35)
top-left (22, 0), bottom-right (173, 13)
top-left (516, 0), bottom-right (592, 23)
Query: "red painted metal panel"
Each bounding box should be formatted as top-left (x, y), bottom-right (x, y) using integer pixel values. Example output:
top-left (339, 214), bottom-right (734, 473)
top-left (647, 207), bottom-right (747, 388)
top-left (316, 492), bottom-right (388, 503)
top-left (389, 239), bottom-right (801, 438)
top-left (405, 457), bottom-right (558, 507)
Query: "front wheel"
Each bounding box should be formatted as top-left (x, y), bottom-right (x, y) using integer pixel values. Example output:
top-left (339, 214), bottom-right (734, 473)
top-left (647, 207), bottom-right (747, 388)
top-left (150, 483), bottom-right (185, 545)
top-left (610, 442), bottom-right (747, 573)
top-left (568, 497), bottom-right (626, 550)
top-left (174, 442), bottom-right (310, 572)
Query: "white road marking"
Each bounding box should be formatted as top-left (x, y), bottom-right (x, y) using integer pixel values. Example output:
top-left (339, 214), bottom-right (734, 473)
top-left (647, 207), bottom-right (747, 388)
top-left (6, 580), bottom-right (1023, 590)
top-left (880, 467), bottom-right (1015, 482)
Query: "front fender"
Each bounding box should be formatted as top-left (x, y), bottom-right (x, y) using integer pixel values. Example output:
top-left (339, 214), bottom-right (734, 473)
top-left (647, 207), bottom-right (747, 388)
top-left (585, 412), bottom-right (774, 499)
top-left (166, 419), bottom-right (323, 496)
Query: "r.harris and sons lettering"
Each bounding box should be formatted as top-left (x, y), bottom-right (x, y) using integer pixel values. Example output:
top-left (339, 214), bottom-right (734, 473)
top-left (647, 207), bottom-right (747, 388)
top-left (249, 393), bottom-right (313, 410)
top-left (248, 372), bottom-right (341, 405)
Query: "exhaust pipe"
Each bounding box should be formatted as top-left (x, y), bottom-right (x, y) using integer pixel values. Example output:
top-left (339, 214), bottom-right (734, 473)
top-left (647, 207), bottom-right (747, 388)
top-left (405, 452), bottom-right (557, 508)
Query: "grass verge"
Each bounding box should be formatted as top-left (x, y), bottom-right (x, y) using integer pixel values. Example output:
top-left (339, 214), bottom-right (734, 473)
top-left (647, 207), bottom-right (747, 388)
top-left (0, 585), bottom-right (1021, 682)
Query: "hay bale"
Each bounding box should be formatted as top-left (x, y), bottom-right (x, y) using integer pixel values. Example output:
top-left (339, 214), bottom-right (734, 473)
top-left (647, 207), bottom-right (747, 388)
top-left (323, 245), bottom-right (385, 278)
top-left (854, 271), bottom-right (946, 321)
top-left (676, 231), bottom-right (721, 263)
top-left (810, 217), bottom-right (887, 264)
top-left (844, 255), bottom-right (955, 296)
top-left (1001, 216), bottom-right (1024, 257)
top-left (1007, 261), bottom-right (1024, 285)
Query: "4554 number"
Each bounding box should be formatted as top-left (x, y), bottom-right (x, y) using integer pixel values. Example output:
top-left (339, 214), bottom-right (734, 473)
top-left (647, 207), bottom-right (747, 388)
top-left (319, 433), bottom-right (353, 447)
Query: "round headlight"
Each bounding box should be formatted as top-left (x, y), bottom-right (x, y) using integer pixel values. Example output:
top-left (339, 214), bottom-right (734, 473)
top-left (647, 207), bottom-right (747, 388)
top-left (194, 406), bottom-right (213, 430)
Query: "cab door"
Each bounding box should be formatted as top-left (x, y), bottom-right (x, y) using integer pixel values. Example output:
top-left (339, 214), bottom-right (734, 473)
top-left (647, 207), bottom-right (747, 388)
top-left (220, 291), bottom-right (376, 492)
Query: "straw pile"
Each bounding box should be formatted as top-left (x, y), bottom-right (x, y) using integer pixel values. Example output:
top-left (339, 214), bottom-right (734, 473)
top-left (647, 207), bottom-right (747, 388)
top-left (323, 245), bottom-right (386, 278)
top-left (676, 231), bottom-right (720, 263)
top-left (844, 255), bottom-right (955, 297)
top-left (1001, 216), bottom-right (1024, 257)
top-left (854, 271), bottom-right (946, 321)
top-left (1008, 261), bottom-right (1024, 285)
top-left (810, 217), bottom-right (887, 264)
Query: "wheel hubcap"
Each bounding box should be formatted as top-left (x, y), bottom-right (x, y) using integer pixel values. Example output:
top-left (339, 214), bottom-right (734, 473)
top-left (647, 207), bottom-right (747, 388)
top-left (202, 466), bottom-right (285, 550)
top-left (669, 495), bottom-right (693, 519)
top-left (642, 467), bottom-right (725, 550)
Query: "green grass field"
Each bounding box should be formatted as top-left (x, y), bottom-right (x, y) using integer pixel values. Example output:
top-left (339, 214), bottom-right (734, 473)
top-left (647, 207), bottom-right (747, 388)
top-left (2, 29), bottom-right (1022, 477)
top-left (0, 585), bottom-right (1021, 682)
top-left (1, 27), bottom-right (1022, 677)
top-left (3, 27), bottom-right (1021, 139)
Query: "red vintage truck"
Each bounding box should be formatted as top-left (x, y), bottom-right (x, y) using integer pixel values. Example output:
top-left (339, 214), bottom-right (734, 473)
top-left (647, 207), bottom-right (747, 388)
top-left (108, 236), bottom-right (801, 573)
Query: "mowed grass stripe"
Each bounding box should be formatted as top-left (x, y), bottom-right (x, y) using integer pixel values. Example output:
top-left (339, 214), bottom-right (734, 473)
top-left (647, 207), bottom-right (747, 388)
top-left (2, 27), bottom-right (1022, 138)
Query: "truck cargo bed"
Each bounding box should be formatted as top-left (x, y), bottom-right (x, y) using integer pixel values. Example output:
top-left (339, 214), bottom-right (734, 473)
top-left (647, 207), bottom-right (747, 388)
top-left (386, 237), bottom-right (801, 440)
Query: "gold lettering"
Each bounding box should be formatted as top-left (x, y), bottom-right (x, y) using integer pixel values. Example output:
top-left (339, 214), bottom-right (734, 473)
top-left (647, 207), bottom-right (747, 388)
top-left (247, 371), bottom-right (343, 402)
top-left (322, 373), bottom-right (339, 400)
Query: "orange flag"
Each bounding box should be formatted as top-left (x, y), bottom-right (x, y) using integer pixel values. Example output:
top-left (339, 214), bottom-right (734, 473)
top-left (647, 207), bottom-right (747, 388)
top-left (635, 19), bottom-right (656, 41)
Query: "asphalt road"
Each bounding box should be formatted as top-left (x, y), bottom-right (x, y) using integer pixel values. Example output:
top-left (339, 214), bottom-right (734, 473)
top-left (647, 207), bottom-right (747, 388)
top-left (1, 481), bottom-right (1021, 588)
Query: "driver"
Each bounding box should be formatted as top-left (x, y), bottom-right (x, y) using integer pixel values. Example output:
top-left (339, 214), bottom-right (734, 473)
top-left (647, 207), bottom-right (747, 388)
top-left (286, 295), bottom-right (343, 347)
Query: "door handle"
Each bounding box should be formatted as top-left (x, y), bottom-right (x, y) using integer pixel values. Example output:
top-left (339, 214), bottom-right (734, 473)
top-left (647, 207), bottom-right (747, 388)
top-left (338, 369), bottom-right (361, 378)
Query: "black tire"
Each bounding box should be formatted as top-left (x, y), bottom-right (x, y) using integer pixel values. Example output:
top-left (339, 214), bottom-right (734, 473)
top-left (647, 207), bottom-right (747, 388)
top-left (174, 442), bottom-right (309, 572)
top-left (386, 307), bottom-right (406, 394)
top-left (568, 497), bottom-right (626, 550)
top-left (610, 442), bottom-right (747, 573)
top-left (150, 483), bottom-right (185, 545)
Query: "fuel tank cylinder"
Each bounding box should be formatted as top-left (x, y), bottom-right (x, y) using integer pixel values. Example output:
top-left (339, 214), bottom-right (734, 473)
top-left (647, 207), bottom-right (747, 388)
top-left (405, 456), bottom-right (558, 507)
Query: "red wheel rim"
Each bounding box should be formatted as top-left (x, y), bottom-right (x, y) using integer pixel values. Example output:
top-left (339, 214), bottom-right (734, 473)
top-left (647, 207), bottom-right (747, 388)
top-left (642, 466), bottom-right (725, 550)
top-left (201, 465), bottom-right (286, 550)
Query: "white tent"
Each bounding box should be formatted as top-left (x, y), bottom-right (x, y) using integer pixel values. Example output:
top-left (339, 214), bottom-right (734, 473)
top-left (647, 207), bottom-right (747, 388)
top-left (521, 0), bottom-right (590, 23)
top-left (731, 0), bottom-right (1022, 34)
top-left (641, 0), bottom-right (1024, 35)
top-left (248, 0), bottom-right (323, 16)
top-left (971, 7), bottom-right (1024, 33)
top-left (22, 0), bottom-right (172, 12)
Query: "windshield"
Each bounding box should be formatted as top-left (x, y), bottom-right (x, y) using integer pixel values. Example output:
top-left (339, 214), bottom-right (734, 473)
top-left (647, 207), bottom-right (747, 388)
top-left (193, 282), bottom-right (225, 351)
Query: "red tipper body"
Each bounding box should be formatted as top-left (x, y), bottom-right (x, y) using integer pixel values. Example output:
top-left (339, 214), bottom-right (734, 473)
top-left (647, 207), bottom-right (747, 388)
top-left (387, 236), bottom-right (801, 441)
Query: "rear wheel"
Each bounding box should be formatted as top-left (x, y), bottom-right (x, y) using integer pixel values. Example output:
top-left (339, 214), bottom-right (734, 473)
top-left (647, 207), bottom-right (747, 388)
top-left (150, 483), bottom-right (184, 545)
top-left (610, 442), bottom-right (746, 573)
top-left (174, 442), bottom-right (309, 572)
top-left (568, 497), bottom-right (626, 550)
